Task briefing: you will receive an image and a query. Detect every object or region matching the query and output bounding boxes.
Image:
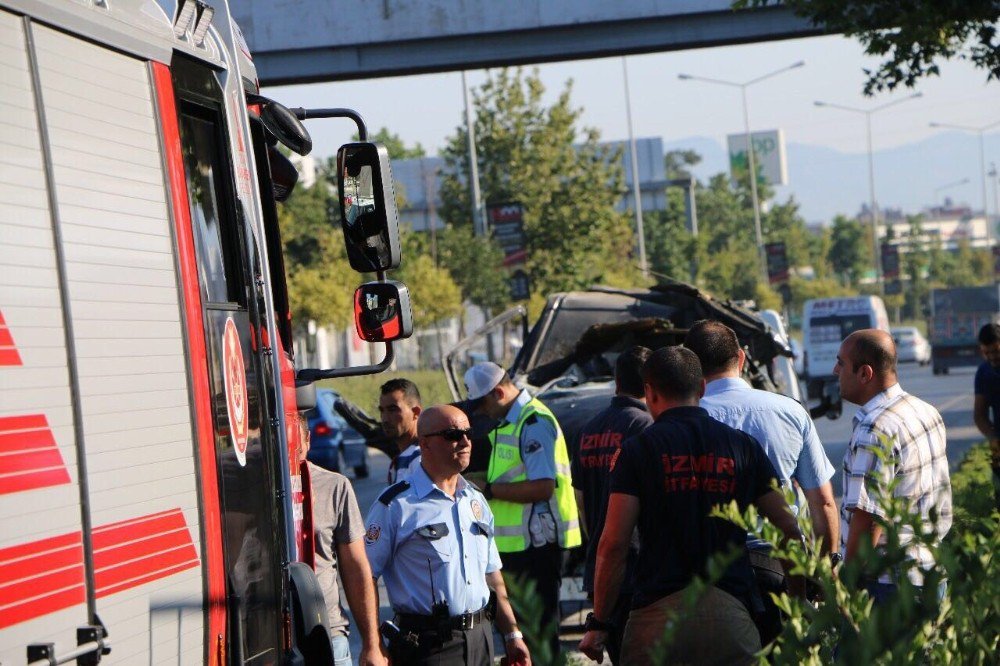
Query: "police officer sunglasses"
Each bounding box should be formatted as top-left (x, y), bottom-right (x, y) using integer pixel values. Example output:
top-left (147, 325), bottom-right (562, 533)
top-left (422, 427), bottom-right (473, 442)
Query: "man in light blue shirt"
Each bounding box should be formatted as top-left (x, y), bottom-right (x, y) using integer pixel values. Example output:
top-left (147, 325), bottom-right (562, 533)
top-left (364, 405), bottom-right (530, 665)
top-left (685, 320), bottom-right (839, 554)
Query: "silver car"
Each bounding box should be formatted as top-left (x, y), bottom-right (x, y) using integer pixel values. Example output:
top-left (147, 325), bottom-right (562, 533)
top-left (892, 327), bottom-right (932, 365)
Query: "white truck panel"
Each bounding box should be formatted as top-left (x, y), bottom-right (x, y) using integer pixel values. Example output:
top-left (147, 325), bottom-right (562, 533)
top-left (0, 10), bottom-right (85, 663)
top-left (28, 22), bottom-right (204, 663)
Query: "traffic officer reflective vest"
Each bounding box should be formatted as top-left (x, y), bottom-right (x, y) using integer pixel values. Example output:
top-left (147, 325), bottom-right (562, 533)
top-left (486, 396), bottom-right (581, 552)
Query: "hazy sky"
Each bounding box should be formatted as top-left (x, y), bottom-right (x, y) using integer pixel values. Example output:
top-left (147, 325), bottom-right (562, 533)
top-left (265, 33), bottom-right (1000, 217)
top-left (267, 33), bottom-right (997, 153)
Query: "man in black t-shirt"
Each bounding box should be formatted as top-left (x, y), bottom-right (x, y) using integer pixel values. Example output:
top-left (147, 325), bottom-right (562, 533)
top-left (571, 346), bottom-right (652, 665)
top-left (578, 346), bottom-right (801, 666)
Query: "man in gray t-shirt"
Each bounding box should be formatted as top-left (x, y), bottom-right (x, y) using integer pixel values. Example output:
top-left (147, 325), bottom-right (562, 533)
top-left (310, 462), bottom-right (386, 665)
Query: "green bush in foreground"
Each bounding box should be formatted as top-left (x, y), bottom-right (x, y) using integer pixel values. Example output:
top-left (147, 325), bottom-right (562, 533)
top-left (511, 442), bottom-right (998, 664)
top-left (712, 438), bottom-right (999, 665)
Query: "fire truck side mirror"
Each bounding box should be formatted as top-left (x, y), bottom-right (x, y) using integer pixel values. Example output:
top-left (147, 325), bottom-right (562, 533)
top-left (336, 142), bottom-right (401, 273)
top-left (251, 94), bottom-right (313, 156)
top-left (354, 280), bottom-right (412, 342)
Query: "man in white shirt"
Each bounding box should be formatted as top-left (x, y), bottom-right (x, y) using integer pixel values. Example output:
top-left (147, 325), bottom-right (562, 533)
top-left (834, 329), bottom-right (951, 602)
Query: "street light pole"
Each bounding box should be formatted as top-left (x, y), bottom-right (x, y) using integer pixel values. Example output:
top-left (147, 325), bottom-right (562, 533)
top-left (622, 57), bottom-right (649, 280)
top-left (929, 119), bottom-right (1000, 246)
top-left (461, 70), bottom-right (487, 237)
top-left (815, 93), bottom-right (923, 294)
top-left (679, 61), bottom-right (804, 284)
top-left (740, 84), bottom-right (766, 282)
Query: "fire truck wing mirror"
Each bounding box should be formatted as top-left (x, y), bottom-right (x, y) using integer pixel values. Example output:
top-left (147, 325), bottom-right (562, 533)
top-left (336, 142), bottom-right (401, 273)
top-left (355, 280), bottom-right (412, 342)
top-left (250, 94), bottom-right (312, 156)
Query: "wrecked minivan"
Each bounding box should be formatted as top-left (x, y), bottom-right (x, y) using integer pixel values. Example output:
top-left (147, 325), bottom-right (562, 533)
top-left (444, 282), bottom-right (840, 450)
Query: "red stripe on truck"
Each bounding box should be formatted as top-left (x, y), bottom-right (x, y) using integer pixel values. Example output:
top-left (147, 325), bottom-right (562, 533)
top-left (0, 533), bottom-right (86, 628)
top-left (0, 310), bottom-right (23, 365)
top-left (94, 509), bottom-right (199, 597)
top-left (0, 414), bottom-right (71, 495)
top-left (0, 508), bottom-right (199, 629)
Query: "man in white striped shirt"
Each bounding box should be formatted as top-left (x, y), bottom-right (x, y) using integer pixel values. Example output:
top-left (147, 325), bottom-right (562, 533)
top-left (834, 329), bottom-right (951, 602)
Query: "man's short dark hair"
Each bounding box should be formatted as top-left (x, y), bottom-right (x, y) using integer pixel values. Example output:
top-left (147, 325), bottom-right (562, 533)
top-left (641, 346), bottom-right (703, 401)
top-left (379, 378), bottom-right (421, 405)
top-left (979, 322), bottom-right (1000, 345)
top-left (683, 320), bottom-right (740, 376)
top-left (850, 333), bottom-right (896, 375)
top-left (616, 346), bottom-right (652, 397)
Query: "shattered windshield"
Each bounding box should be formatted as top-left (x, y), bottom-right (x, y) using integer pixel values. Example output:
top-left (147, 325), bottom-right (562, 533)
top-left (529, 300), bottom-right (679, 370)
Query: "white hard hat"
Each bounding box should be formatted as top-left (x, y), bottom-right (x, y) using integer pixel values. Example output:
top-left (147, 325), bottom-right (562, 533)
top-left (464, 362), bottom-right (505, 401)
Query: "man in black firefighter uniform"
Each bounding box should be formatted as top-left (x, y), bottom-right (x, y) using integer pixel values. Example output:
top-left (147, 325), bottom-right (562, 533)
top-left (570, 346), bottom-right (652, 664)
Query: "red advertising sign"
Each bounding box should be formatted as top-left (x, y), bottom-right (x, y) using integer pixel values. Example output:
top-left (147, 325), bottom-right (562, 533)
top-left (487, 202), bottom-right (528, 267)
top-left (765, 241), bottom-right (789, 285)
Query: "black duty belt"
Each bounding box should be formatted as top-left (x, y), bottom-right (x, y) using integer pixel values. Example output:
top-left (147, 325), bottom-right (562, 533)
top-left (395, 606), bottom-right (490, 632)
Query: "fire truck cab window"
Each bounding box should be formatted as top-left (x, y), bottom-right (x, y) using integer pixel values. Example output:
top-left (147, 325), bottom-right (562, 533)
top-left (180, 114), bottom-right (236, 304)
top-left (172, 57), bottom-right (245, 307)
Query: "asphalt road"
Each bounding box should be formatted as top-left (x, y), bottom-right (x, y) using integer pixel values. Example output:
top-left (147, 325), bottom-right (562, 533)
top-left (341, 360), bottom-right (983, 663)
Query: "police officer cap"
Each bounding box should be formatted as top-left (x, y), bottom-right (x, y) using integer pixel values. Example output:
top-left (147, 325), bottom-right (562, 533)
top-left (464, 362), bottom-right (505, 400)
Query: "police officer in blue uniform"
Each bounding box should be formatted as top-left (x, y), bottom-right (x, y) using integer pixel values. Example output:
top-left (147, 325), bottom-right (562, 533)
top-left (365, 405), bottom-right (532, 665)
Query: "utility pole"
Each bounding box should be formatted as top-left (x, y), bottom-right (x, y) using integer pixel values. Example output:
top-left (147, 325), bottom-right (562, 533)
top-left (679, 61), bottom-right (805, 284)
top-left (622, 58), bottom-right (648, 279)
top-left (816, 93), bottom-right (923, 294)
top-left (462, 70), bottom-right (487, 237)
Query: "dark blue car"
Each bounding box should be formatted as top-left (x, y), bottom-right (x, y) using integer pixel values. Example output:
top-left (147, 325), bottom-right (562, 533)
top-left (307, 389), bottom-right (369, 478)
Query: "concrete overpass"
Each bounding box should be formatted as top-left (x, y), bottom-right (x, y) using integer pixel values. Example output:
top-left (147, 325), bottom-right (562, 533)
top-left (231, 1), bottom-right (823, 86)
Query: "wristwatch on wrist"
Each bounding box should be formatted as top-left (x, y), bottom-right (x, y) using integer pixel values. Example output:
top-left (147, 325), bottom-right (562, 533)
top-left (483, 483), bottom-right (494, 500)
top-left (504, 630), bottom-right (523, 642)
top-left (584, 612), bottom-right (613, 633)
top-left (830, 552), bottom-right (843, 567)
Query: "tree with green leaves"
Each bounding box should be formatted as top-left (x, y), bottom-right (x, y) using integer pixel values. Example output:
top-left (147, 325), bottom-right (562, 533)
top-left (437, 225), bottom-right (510, 313)
top-left (734, 0), bottom-right (1000, 94)
top-left (278, 163), bottom-right (356, 329)
top-left (643, 188), bottom-right (697, 283)
top-left (827, 215), bottom-right (869, 286)
top-left (438, 68), bottom-right (644, 306)
top-left (395, 228), bottom-right (464, 329)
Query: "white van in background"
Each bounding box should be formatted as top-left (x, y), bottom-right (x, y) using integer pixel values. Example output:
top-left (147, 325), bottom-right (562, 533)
top-left (802, 296), bottom-right (890, 399)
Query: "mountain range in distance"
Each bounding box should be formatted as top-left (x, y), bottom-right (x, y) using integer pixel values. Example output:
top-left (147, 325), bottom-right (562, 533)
top-left (664, 131), bottom-right (1000, 225)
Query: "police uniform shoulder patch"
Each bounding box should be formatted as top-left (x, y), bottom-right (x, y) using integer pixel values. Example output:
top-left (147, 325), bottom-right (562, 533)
top-left (470, 499), bottom-right (483, 520)
top-left (365, 523), bottom-right (381, 545)
top-left (377, 480), bottom-right (411, 506)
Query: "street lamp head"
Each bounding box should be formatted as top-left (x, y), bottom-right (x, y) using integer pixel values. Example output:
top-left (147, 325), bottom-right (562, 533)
top-left (678, 74), bottom-right (692, 80)
top-left (791, 60), bottom-right (806, 69)
top-left (814, 101), bottom-right (826, 107)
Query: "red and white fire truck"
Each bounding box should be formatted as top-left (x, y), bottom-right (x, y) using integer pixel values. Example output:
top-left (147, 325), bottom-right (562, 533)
top-left (0, 0), bottom-right (411, 663)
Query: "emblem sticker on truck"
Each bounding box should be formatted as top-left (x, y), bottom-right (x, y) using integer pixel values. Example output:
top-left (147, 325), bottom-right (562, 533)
top-left (223, 317), bottom-right (249, 466)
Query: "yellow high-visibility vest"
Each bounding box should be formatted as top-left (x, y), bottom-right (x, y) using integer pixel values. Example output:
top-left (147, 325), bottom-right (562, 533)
top-left (486, 396), bottom-right (581, 552)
